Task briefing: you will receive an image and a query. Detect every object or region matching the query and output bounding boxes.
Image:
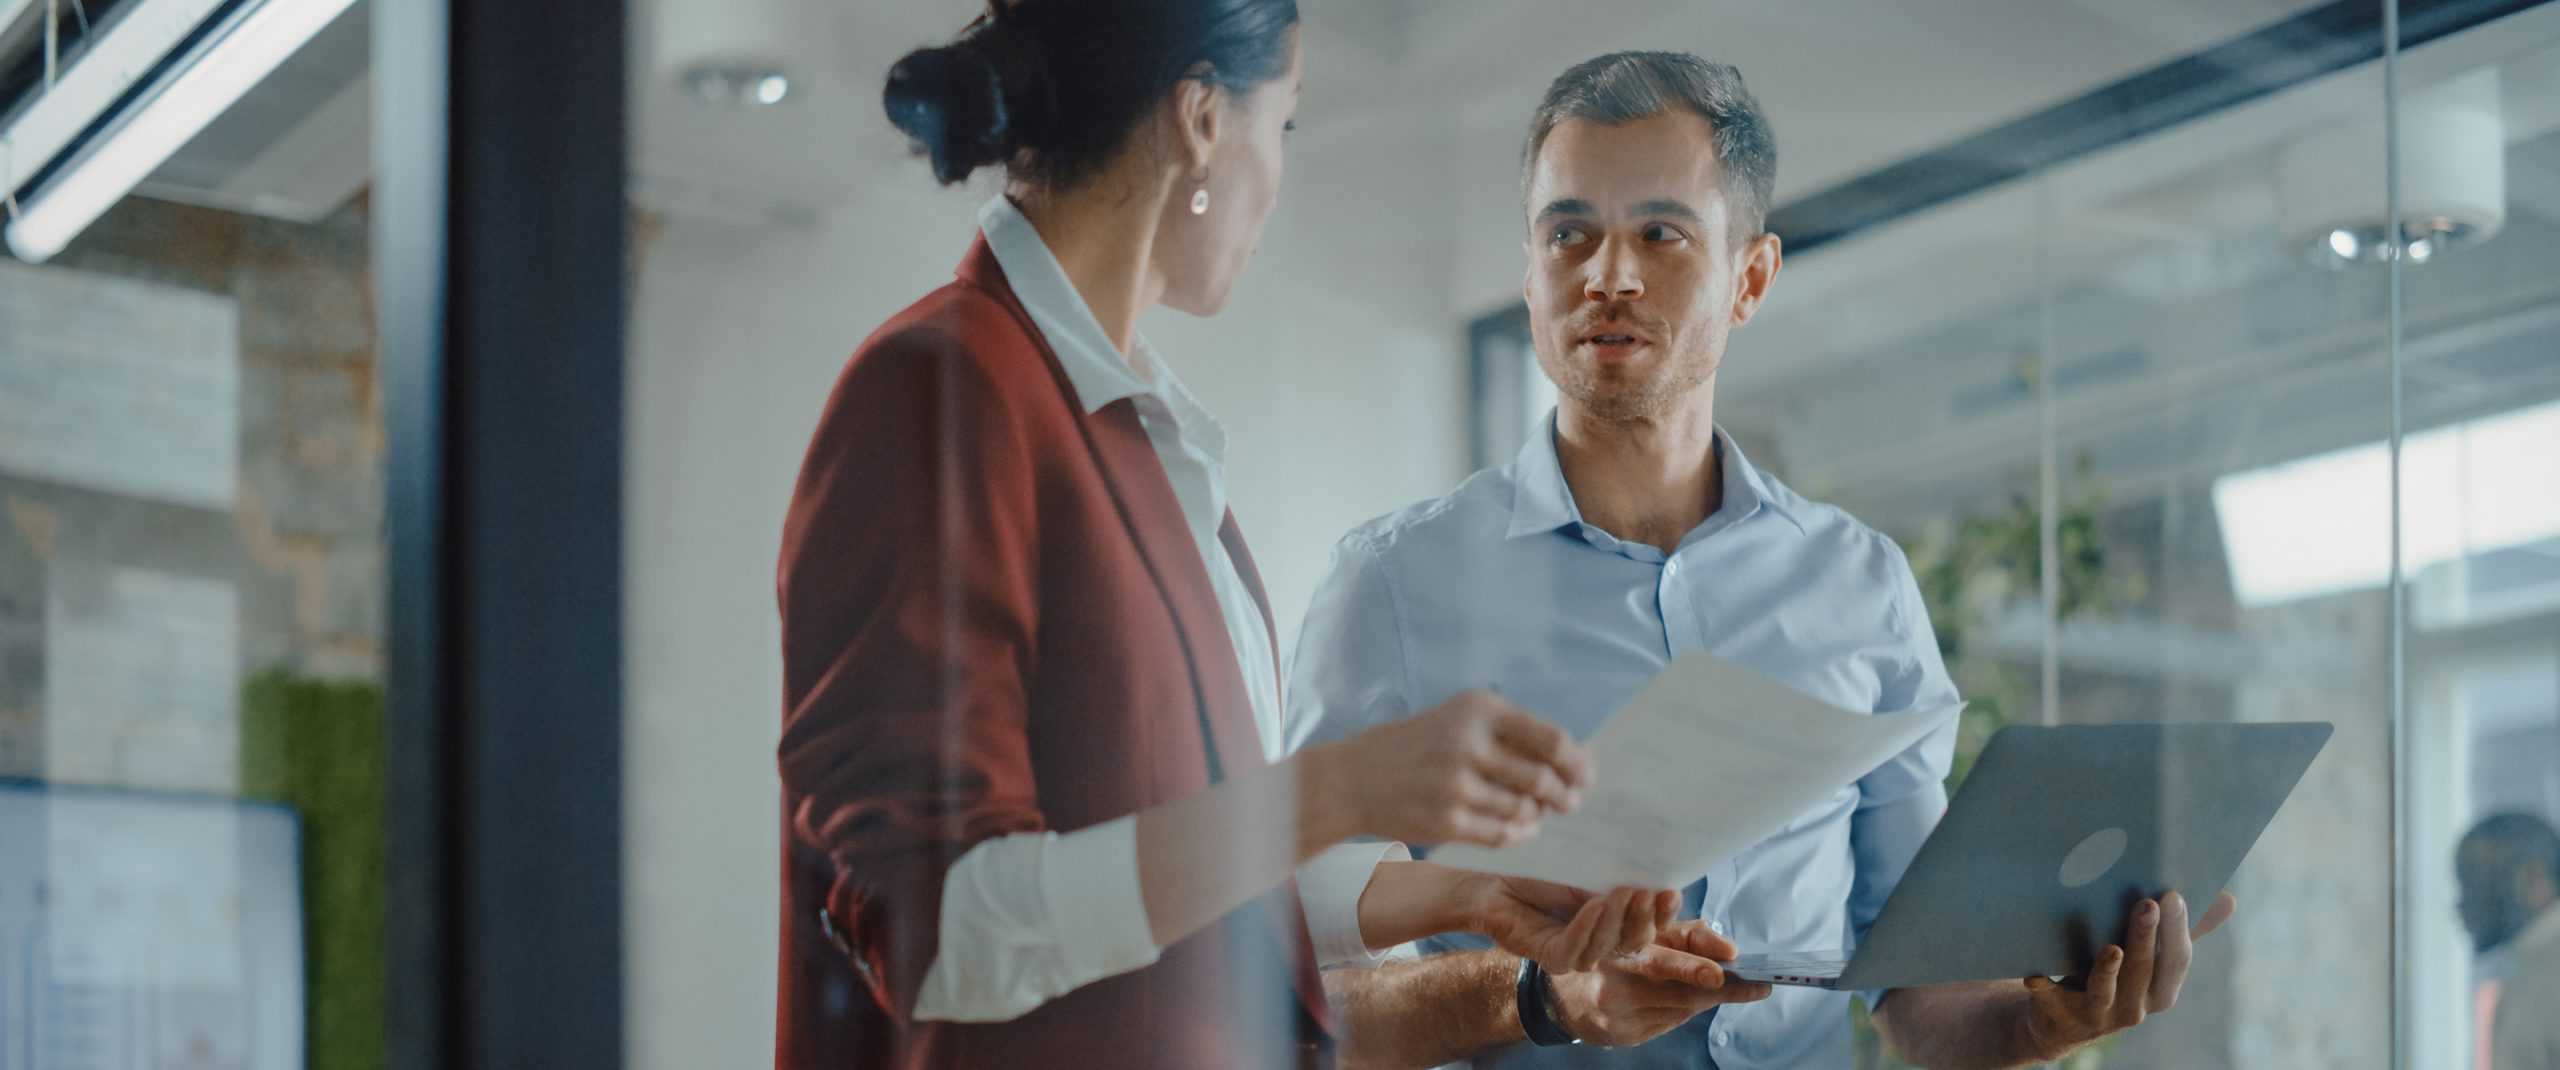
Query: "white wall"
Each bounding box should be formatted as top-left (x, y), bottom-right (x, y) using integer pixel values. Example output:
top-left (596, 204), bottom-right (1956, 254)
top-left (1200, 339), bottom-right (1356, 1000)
top-left (1143, 113), bottom-right (1476, 640)
top-left (622, 176), bottom-right (979, 1070)
top-left (622, 117), bottom-right (1473, 1068)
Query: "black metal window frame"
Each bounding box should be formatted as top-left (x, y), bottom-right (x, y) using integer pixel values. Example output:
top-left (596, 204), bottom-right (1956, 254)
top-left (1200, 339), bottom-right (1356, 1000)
top-left (375, 0), bottom-right (628, 1066)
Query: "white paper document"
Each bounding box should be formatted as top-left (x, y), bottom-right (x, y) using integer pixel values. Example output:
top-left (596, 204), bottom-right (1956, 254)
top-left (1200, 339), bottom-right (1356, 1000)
top-left (1430, 653), bottom-right (1959, 891)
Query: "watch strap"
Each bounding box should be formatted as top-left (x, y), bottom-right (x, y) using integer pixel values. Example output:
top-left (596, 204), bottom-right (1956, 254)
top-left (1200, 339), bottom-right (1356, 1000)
top-left (1515, 959), bottom-right (1580, 1047)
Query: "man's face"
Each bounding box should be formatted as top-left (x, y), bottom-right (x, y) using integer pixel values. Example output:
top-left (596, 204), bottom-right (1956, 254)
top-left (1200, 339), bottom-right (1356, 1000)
top-left (1521, 113), bottom-right (1774, 423)
top-left (2457, 843), bottom-right (2537, 952)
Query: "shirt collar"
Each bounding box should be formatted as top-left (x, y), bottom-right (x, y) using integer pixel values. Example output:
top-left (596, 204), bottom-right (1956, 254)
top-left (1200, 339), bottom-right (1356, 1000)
top-left (979, 195), bottom-right (1152, 415)
top-left (977, 196), bottom-right (1230, 463)
top-left (1504, 411), bottom-right (1804, 541)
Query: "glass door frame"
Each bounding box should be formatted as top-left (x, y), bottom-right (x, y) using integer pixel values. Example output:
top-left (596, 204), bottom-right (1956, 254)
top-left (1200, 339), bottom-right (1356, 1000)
top-left (375, 0), bottom-right (631, 1065)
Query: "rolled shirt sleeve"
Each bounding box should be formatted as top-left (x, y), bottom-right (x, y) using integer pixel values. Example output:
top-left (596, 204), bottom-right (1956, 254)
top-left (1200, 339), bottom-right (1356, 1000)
top-left (914, 528), bottom-right (1420, 1019)
top-left (912, 796), bottom-right (1408, 1023)
top-left (1850, 539), bottom-right (1964, 1010)
top-left (1297, 841), bottom-right (1413, 968)
top-left (775, 334), bottom-right (1055, 1022)
top-left (1283, 535), bottom-right (1423, 968)
top-left (899, 369), bottom-right (1421, 1019)
top-left (913, 818), bottom-right (1162, 1023)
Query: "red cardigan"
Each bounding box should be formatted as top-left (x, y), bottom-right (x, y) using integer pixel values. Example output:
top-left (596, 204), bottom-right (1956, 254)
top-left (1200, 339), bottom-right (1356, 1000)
top-left (774, 238), bottom-right (1331, 1069)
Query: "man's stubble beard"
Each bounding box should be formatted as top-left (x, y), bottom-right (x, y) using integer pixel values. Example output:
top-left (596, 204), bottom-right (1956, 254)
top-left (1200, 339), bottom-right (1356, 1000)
top-left (1538, 341), bottom-right (1720, 426)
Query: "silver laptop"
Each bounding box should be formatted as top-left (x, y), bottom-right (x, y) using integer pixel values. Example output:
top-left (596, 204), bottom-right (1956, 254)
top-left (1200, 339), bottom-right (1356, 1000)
top-left (1724, 721), bottom-right (2332, 990)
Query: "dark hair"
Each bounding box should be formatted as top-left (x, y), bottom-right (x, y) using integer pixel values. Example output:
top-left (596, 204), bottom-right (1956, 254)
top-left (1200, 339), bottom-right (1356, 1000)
top-left (884, 0), bottom-right (1300, 190)
top-left (2463, 811), bottom-right (2560, 886)
top-left (1521, 51), bottom-right (1777, 240)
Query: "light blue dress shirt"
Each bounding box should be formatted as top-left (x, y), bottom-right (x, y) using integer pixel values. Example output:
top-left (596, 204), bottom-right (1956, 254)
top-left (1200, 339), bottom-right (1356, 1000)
top-left (1284, 416), bottom-right (1961, 1070)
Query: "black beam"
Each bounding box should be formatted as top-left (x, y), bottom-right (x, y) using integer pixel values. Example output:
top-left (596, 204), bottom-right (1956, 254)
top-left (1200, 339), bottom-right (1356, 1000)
top-left (1767, 0), bottom-right (2550, 256)
top-left (376, 0), bottom-right (627, 1065)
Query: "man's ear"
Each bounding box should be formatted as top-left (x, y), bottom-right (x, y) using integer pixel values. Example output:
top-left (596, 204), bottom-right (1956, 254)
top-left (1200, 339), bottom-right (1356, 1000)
top-left (2522, 863), bottom-right (2560, 908)
top-left (1728, 232), bottom-right (1783, 328)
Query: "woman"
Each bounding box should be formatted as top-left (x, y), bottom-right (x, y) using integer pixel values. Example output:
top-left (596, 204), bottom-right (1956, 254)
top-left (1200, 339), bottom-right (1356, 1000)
top-left (774, 2), bottom-right (1676, 1067)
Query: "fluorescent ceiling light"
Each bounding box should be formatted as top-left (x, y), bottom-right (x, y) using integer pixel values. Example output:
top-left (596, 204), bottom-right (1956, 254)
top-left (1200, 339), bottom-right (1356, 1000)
top-left (2214, 397), bottom-right (2560, 608)
top-left (0, 0), bottom-right (228, 187)
top-left (4, 0), bottom-right (358, 262)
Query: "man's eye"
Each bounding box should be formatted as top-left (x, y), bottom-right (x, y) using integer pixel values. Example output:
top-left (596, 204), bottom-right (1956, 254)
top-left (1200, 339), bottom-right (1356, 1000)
top-left (1551, 226), bottom-right (1590, 247)
top-left (1643, 223), bottom-right (1687, 243)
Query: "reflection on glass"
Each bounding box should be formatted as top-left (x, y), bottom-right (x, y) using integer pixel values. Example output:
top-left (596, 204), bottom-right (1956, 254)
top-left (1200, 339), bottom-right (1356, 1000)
top-left (616, 0), bottom-right (2558, 1067)
top-left (1734, 12), bottom-right (2560, 1068)
top-left (1, 0), bottom-right (385, 1048)
top-left (2398, 26), bottom-right (2560, 1070)
top-left (1735, 24), bottom-right (2431, 1070)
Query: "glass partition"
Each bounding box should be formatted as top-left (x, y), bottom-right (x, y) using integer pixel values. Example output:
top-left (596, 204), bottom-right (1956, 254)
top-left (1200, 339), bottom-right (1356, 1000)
top-left (613, 2), bottom-right (2549, 1068)
top-left (0, 1), bottom-right (384, 1066)
top-left (2395, 17), bottom-right (2560, 1070)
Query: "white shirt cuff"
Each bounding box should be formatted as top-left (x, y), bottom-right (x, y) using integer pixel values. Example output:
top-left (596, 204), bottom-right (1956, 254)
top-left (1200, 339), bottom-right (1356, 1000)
top-left (913, 816), bottom-right (1161, 1022)
top-left (1297, 841), bottom-right (1412, 968)
top-left (1041, 815), bottom-right (1161, 983)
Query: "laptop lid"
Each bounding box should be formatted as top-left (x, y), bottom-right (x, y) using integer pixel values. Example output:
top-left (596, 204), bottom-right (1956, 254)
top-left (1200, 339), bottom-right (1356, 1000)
top-left (1837, 721), bottom-right (2332, 991)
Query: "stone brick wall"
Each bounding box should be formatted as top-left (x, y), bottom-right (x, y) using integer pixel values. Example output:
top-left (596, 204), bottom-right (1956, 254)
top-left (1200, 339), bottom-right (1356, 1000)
top-left (0, 195), bottom-right (382, 783)
top-left (2097, 488), bottom-right (2394, 1068)
top-left (2224, 590), bottom-right (2396, 1067)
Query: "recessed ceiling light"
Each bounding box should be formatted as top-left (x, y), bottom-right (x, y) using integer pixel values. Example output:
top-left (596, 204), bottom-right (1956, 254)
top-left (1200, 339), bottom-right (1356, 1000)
top-left (2300, 217), bottom-right (2476, 268)
top-left (680, 62), bottom-right (793, 109)
top-left (2278, 69), bottom-right (2505, 271)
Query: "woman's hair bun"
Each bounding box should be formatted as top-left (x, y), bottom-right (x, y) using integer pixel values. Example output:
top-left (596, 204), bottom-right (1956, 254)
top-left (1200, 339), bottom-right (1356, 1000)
top-left (883, 0), bottom-right (1298, 192)
top-left (883, 37), bottom-right (1013, 186)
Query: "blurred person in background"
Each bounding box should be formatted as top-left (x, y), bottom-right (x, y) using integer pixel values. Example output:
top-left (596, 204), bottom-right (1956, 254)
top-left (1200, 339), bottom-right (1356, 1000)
top-left (2460, 812), bottom-right (2560, 1070)
top-left (772, 3), bottom-right (1686, 1068)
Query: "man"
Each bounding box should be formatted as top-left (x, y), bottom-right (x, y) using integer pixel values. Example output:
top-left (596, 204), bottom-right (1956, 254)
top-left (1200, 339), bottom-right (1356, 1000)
top-left (2459, 812), bottom-right (2560, 1070)
top-left (1285, 52), bottom-right (2235, 1069)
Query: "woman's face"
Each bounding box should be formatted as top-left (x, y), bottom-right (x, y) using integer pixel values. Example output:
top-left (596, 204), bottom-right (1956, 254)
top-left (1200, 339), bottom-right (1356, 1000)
top-left (1158, 28), bottom-right (1302, 317)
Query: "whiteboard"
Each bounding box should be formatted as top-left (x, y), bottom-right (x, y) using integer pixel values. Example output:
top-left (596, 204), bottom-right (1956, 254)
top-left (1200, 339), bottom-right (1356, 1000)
top-left (0, 784), bottom-right (303, 1070)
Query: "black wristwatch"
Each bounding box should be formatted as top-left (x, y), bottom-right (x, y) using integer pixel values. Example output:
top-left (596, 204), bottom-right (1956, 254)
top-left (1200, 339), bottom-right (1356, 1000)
top-left (1515, 959), bottom-right (1582, 1047)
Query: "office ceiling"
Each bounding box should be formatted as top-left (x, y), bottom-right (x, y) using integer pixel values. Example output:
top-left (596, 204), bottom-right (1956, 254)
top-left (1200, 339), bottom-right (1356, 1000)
top-left (15, 0), bottom-right (2338, 239)
top-left (625, 0), bottom-right (2332, 225)
top-left (622, 0), bottom-right (2560, 533)
top-left (36, 0), bottom-right (2552, 533)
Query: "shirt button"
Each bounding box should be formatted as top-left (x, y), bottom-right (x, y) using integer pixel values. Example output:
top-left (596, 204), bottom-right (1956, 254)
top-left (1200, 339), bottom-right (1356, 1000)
top-left (1664, 559), bottom-right (1680, 576)
top-left (1707, 919), bottom-right (1723, 934)
top-left (1714, 1030), bottom-right (1732, 1048)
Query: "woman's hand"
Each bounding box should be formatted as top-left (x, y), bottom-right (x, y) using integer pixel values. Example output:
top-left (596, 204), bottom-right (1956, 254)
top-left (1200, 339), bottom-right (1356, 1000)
top-left (1300, 690), bottom-right (1591, 850)
top-left (1549, 920), bottom-right (1775, 1046)
top-left (1464, 876), bottom-right (1681, 975)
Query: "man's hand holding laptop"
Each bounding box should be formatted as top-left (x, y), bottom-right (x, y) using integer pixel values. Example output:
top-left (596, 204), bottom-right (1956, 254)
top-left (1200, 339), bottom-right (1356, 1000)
top-left (2010, 890), bottom-right (2241, 1060)
top-left (1499, 872), bottom-right (2243, 1059)
top-left (1859, 889), bottom-right (2240, 1067)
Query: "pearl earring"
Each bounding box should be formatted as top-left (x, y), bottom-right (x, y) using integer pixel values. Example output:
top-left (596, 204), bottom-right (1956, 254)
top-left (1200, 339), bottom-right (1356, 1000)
top-left (1190, 188), bottom-right (1210, 215)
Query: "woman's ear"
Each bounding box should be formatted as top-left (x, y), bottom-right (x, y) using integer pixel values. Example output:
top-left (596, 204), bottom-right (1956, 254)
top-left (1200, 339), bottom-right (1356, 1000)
top-left (1168, 63), bottom-right (1227, 176)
